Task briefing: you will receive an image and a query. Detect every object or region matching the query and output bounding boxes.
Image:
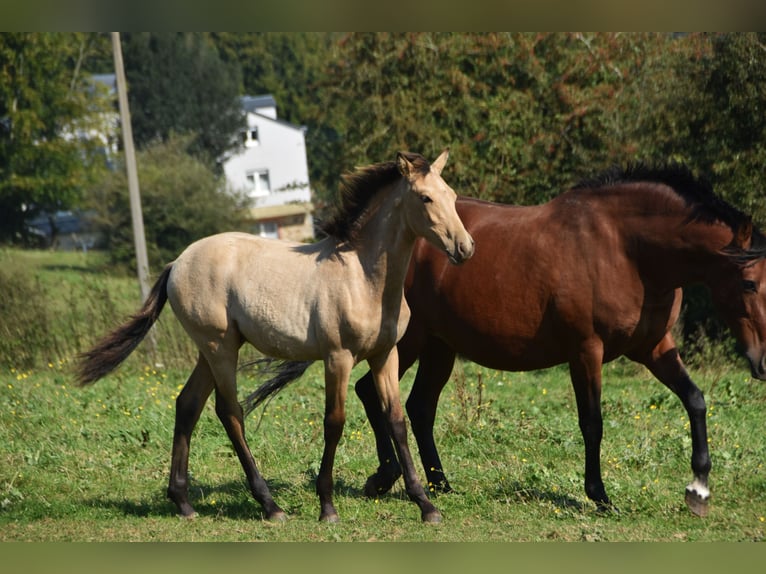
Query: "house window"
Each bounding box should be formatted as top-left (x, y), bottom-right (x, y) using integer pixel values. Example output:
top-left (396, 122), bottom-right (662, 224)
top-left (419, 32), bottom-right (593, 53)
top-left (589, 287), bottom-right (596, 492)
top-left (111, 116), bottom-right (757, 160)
top-left (257, 221), bottom-right (278, 239)
top-left (246, 170), bottom-right (271, 196)
top-left (241, 127), bottom-right (260, 147)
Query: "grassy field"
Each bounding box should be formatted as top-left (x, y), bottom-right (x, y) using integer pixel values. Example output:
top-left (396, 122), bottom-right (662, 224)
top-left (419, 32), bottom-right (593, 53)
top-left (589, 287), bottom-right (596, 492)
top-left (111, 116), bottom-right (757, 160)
top-left (1, 249), bottom-right (765, 543)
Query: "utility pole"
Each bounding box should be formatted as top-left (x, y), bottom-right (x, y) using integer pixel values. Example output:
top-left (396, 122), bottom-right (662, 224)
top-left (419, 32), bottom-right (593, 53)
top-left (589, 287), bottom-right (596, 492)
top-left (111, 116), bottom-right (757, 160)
top-left (111, 32), bottom-right (156, 356)
top-left (111, 32), bottom-right (151, 303)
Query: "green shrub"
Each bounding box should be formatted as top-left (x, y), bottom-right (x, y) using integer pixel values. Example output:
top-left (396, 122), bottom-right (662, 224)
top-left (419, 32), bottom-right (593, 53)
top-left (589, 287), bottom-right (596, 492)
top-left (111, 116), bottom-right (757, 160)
top-left (0, 265), bottom-right (57, 370)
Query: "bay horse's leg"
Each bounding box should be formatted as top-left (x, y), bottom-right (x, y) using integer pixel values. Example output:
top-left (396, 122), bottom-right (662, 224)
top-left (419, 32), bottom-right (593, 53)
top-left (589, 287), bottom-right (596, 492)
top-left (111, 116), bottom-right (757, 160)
top-left (569, 340), bottom-right (613, 511)
top-left (405, 336), bottom-right (457, 494)
top-left (630, 333), bottom-right (711, 517)
top-left (167, 353), bottom-right (215, 517)
top-left (369, 347), bottom-right (442, 523)
top-left (316, 352), bottom-right (353, 522)
top-left (209, 352), bottom-right (286, 521)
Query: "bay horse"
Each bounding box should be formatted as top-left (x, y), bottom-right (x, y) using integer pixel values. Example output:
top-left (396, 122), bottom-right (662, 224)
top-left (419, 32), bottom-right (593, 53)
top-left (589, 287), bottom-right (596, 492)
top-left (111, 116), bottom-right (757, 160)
top-left (351, 163), bottom-right (766, 517)
top-left (76, 150), bottom-right (474, 523)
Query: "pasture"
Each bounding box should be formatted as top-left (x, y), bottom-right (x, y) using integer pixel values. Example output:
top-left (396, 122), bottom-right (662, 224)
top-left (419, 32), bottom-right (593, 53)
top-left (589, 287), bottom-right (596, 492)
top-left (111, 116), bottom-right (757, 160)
top-left (0, 249), bottom-right (765, 541)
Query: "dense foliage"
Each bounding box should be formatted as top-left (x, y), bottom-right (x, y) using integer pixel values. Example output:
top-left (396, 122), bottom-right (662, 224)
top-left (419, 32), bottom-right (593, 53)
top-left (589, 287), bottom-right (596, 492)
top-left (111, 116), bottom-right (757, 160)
top-left (2, 32), bottom-right (765, 347)
top-left (3, 32), bottom-right (764, 235)
top-left (0, 33), bottom-right (111, 243)
top-left (119, 32), bottom-right (245, 167)
top-left (89, 135), bottom-right (250, 269)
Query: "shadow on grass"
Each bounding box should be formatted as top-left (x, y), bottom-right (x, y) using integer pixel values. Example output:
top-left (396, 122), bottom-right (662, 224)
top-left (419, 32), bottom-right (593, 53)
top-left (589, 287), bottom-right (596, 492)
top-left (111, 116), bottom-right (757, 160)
top-left (84, 474), bottom-right (372, 520)
top-left (493, 481), bottom-right (586, 511)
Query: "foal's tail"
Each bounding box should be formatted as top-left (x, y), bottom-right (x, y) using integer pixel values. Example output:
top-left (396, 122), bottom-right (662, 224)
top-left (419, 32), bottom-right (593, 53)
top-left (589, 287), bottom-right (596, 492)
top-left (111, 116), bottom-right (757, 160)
top-left (241, 359), bottom-right (314, 417)
top-left (76, 264), bottom-right (173, 385)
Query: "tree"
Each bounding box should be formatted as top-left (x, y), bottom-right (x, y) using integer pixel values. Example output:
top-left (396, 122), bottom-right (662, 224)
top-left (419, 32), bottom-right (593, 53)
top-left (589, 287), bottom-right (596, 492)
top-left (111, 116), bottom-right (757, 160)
top-left (88, 135), bottom-right (250, 269)
top-left (696, 33), bottom-right (766, 225)
top-left (627, 33), bottom-right (766, 351)
top-left (210, 32), bottom-right (337, 127)
top-left (0, 32), bottom-right (110, 244)
top-left (308, 33), bottom-right (661, 210)
top-left (119, 33), bottom-right (245, 167)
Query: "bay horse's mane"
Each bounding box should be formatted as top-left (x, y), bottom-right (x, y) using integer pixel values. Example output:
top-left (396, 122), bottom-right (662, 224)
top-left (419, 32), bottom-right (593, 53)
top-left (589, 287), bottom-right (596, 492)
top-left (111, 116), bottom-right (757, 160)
top-left (318, 152), bottom-right (431, 244)
top-left (574, 162), bottom-right (766, 262)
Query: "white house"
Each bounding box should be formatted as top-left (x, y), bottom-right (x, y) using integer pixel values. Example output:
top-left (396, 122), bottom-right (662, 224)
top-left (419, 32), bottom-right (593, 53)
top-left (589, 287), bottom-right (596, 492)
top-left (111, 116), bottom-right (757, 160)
top-left (222, 94), bottom-right (314, 242)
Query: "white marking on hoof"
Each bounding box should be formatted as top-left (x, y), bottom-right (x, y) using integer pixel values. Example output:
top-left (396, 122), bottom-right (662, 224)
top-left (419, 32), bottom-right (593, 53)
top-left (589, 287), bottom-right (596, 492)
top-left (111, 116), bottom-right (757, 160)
top-left (685, 478), bottom-right (710, 501)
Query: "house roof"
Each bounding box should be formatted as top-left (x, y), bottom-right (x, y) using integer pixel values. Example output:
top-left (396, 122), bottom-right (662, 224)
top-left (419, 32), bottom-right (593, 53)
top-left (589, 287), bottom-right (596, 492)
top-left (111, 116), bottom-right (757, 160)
top-left (242, 94), bottom-right (307, 133)
top-left (241, 94), bottom-right (277, 114)
top-left (247, 202), bottom-right (313, 221)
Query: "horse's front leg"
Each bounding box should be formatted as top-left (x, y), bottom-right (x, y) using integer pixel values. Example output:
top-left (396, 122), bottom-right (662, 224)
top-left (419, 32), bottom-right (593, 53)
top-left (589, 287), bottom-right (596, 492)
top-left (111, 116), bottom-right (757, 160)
top-left (316, 352), bottom-right (353, 522)
top-left (406, 336), bottom-right (457, 494)
top-left (368, 348), bottom-right (442, 523)
top-left (355, 369), bottom-right (402, 496)
top-left (569, 340), bottom-right (613, 512)
top-left (631, 333), bottom-right (711, 517)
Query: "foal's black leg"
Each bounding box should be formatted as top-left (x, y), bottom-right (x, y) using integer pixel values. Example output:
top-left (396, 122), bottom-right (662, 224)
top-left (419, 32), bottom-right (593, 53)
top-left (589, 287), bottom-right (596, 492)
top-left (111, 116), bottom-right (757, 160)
top-left (167, 355), bottom-right (215, 517)
top-left (355, 327), bottom-right (423, 497)
top-left (631, 334), bottom-right (711, 517)
top-left (569, 342), bottom-right (613, 512)
top-left (213, 386), bottom-right (286, 521)
top-left (369, 348), bottom-right (441, 523)
top-left (356, 370), bottom-right (402, 497)
top-left (405, 337), bottom-right (457, 494)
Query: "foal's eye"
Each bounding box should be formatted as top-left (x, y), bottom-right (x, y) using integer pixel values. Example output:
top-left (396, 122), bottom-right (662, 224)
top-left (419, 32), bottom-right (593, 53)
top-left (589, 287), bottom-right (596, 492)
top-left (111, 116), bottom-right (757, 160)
top-left (743, 280), bottom-right (759, 293)
top-left (420, 194), bottom-right (433, 204)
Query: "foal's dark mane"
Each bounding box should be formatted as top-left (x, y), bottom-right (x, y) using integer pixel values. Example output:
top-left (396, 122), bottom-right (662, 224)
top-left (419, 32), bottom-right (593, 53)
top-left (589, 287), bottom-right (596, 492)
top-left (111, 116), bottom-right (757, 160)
top-left (575, 163), bottom-right (766, 262)
top-left (319, 152), bottom-right (431, 244)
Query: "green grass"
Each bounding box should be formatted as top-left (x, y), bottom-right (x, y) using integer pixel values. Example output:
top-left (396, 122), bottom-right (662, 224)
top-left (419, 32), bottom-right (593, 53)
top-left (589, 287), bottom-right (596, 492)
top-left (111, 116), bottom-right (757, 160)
top-left (1, 249), bottom-right (765, 541)
top-left (2, 352), bottom-right (765, 541)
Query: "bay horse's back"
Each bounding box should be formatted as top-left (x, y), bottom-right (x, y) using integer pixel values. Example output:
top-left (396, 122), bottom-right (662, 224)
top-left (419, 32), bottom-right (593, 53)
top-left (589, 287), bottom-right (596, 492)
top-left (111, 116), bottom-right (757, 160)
top-left (404, 196), bottom-right (592, 370)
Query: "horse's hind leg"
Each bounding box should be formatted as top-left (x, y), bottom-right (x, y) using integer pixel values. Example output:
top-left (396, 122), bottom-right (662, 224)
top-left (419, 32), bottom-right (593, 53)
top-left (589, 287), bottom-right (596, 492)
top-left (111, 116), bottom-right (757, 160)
top-left (167, 353), bottom-right (215, 517)
top-left (210, 355), bottom-right (286, 522)
top-left (631, 333), bottom-right (711, 517)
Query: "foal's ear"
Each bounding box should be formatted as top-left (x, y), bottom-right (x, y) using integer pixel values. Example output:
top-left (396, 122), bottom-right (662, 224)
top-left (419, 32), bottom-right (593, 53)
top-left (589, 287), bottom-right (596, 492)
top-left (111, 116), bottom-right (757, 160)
top-left (397, 152), bottom-right (414, 179)
top-left (735, 217), bottom-right (753, 249)
top-left (431, 148), bottom-right (450, 175)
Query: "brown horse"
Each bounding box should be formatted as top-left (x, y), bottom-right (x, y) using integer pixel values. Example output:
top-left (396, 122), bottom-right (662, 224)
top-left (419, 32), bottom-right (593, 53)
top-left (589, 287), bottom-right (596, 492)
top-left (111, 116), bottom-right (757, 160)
top-left (76, 150), bottom-right (474, 523)
top-left (351, 163), bottom-right (766, 517)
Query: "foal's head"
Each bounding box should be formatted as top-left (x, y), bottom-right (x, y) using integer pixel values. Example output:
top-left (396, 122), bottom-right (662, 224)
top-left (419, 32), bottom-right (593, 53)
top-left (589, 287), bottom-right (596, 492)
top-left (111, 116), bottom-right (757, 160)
top-left (321, 150), bottom-right (474, 265)
top-left (396, 149), bottom-right (474, 264)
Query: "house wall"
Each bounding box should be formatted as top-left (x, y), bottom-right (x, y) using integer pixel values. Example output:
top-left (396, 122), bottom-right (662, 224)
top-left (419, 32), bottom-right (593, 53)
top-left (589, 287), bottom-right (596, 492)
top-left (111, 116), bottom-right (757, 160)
top-left (222, 101), bottom-right (315, 243)
top-left (223, 112), bottom-right (311, 203)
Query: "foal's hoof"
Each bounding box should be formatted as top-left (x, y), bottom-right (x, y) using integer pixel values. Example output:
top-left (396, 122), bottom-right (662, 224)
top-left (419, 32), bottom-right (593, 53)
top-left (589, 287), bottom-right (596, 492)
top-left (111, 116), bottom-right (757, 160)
top-left (422, 509), bottom-right (443, 524)
top-left (266, 510), bottom-right (288, 523)
top-left (175, 502), bottom-right (197, 519)
top-left (319, 512), bottom-right (340, 523)
top-left (685, 487), bottom-right (710, 517)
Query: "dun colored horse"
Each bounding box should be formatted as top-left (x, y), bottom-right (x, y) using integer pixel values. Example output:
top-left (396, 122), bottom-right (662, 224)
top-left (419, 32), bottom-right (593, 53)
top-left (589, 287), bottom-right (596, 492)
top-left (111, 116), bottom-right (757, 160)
top-left (351, 164), bottom-right (766, 517)
top-left (76, 150), bottom-right (474, 523)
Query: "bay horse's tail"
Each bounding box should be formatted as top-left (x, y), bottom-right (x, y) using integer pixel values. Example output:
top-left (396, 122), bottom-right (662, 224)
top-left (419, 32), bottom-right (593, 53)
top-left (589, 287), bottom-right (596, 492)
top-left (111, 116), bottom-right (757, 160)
top-left (241, 359), bottom-right (314, 417)
top-left (76, 264), bottom-right (173, 386)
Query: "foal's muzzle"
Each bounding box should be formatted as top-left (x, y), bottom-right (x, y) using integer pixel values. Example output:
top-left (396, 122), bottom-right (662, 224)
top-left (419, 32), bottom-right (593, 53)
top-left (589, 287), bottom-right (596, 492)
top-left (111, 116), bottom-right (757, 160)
top-left (448, 235), bottom-right (475, 265)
